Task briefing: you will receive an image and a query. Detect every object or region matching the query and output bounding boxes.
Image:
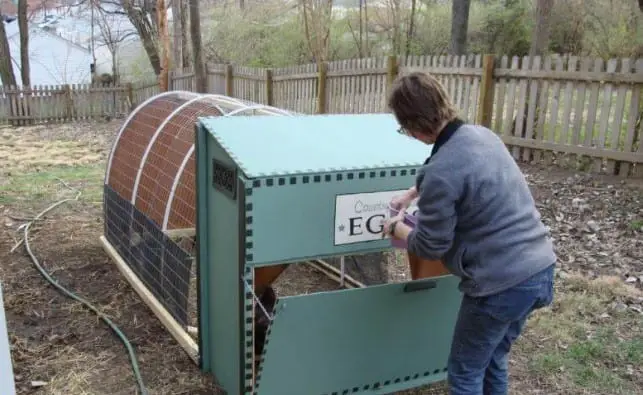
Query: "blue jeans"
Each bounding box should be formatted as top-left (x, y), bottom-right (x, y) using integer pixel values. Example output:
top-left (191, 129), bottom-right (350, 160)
top-left (448, 264), bottom-right (555, 395)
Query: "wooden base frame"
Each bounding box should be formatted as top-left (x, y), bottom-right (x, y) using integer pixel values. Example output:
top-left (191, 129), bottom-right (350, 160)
top-left (99, 236), bottom-right (200, 364)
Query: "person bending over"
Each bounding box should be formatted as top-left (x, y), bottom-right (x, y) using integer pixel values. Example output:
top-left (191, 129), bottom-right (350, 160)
top-left (382, 71), bottom-right (556, 395)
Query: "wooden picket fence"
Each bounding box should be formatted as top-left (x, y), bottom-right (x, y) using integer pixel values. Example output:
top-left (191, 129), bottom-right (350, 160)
top-left (1, 53), bottom-right (642, 177)
top-left (0, 81), bottom-right (160, 125)
top-left (172, 54), bottom-right (643, 177)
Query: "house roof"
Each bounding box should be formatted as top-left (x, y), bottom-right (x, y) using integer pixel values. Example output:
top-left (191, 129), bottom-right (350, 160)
top-left (3, 18), bottom-right (19, 38)
top-left (0, 0), bottom-right (16, 16)
top-left (1, 0), bottom-right (61, 17)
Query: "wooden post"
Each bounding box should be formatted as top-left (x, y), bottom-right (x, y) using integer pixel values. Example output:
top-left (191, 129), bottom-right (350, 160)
top-left (265, 69), bottom-right (273, 106)
top-left (317, 62), bottom-right (328, 114)
top-left (168, 70), bottom-right (174, 91)
top-left (9, 85), bottom-right (18, 126)
top-left (225, 64), bottom-right (234, 97)
top-left (126, 83), bottom-right (134, 110)
top-left (386, 55), bottom-right (399, 92)
top-left (477, 54), bottom-right (496, 128)
top-left (64, 84), bottom-right (73, 121)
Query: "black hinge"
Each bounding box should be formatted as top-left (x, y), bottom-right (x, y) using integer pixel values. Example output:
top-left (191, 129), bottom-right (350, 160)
top-left (212, 158), bottom-right (237, 200)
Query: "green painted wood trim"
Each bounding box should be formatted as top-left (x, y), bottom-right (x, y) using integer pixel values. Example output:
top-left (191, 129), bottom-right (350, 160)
top-left (195, 122), bottom-right (211, 372)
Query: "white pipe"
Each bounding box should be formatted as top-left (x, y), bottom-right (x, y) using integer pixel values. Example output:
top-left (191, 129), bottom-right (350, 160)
top-left (161, 99), bottom-right (295, 231)
top-left (225, 104), bottom-right (293, 117)
top-left (161, 145), bottom-right (195, 231)
top-left (104, 90), bottom-right (195, 185)
top-left (131, 92), bottom-right (203, 204)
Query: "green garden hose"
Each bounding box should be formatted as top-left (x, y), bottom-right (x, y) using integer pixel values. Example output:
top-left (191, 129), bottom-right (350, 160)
top-left (20, 192), bottom-right (148, 395)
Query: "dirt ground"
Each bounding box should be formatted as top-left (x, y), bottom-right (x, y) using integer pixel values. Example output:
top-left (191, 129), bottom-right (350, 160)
top-left (0, 120), bottom-right (642, 395)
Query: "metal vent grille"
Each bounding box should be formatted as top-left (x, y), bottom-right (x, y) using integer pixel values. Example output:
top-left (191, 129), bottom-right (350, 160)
top-left (212, 158), bottom-right (237, 200)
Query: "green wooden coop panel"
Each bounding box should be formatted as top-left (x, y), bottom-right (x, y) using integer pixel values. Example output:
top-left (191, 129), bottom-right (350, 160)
top-left (200, 114), bottom-right (433, 266)
top-left (196, 123), bottom-right (245, 393)
top-left (255, 275), bottom-right (463, 395)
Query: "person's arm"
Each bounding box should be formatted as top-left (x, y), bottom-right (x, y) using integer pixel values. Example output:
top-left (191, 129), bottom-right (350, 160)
top-left (406, 185), bottom-right (419, 200)
top-left (404, 173), bottom-right (459, 261)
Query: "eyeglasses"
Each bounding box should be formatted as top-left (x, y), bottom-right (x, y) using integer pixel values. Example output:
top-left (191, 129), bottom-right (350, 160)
top-left (397, 126), bottom-right (411, 136)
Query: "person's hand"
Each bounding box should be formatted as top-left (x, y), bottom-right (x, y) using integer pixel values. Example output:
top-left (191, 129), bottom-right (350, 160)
top-left (382, 215), bottom-right (403, 238)
top-left (390, 187), bottom-right (416, 212)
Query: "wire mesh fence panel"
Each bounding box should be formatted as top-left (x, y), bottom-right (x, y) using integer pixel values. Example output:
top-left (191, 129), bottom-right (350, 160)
top-left (104, 184), bottom-right (193, 327)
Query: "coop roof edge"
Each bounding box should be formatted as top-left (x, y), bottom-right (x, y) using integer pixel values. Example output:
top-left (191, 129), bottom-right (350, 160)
top-left (201, 113), bottom-right (432, 179)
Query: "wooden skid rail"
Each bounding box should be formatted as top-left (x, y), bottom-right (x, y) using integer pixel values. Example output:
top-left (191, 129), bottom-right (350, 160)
top-left (99, 236), bottom-right (200, 365)
top-left (164, 227), bottom-right (196, 240)
top-left (306, 259), bottom-right (367, 289)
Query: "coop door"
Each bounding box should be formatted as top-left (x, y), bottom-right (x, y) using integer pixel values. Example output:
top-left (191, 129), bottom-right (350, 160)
top-left (254, 275), bottom-right (462, 395)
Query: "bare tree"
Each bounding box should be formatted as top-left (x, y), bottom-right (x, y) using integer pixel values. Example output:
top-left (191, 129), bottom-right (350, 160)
top-left (189, 0), bottom-right (207, 92)
top-left (157, 0), bottom-right (170, 90)
top-left (95, 5), bottom-right (137, 84)
top-left (0, 15), bottom-right (17, 87)
top-left (180, 0), bottom-right (190, 67)
top-left (405, 0), bottom-right (417, 57)
top-left (529, 0), bottom-right (554, 57)
top-left (299, 0), bottom-right (333, 63)
top-left (99, 0), bottom-right (164, 76)
top-left (346, 0), bottom-right (370, 57)
top-left (172, 0), bottom-right (181, 67)
top-left (450, 0), bottom-right (471, 55)
top-left (370, 0), bottom-right (406, 54)
top-left (18, 0), bottom-right (30, 87)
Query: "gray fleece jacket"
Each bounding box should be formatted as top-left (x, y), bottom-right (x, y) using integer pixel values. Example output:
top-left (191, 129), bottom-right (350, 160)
top-left (407, 120), bottom-right (556, 297)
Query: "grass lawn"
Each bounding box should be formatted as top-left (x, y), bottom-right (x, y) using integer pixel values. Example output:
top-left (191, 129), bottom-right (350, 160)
top-left (516, 274), bottom-right (643, 394)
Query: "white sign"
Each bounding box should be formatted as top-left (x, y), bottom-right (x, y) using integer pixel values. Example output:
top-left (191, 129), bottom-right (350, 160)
top-left (334, 190), bottom-right (419, 245)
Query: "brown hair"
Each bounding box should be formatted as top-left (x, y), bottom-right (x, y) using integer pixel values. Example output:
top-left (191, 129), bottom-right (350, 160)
top-left (387, 71), bottom-right (458, 135)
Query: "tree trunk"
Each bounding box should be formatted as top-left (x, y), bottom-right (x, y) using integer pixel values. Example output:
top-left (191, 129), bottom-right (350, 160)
top-left (0, 16), bottom-right (18, 126)
top-left (529, 0), bottom-right (554, 57)
top-left (450, 0), bottom-right (471, 55)
top-left (172, 0), bottom-right (182, 69)
top-left (157, 0), bottom-right (170, 91)
top-left (363, 0), bottom-right (369, 56)
top-left (18, 0), bottom-right (30, 87)
top-left (0, 17), bottom-right (17, 87)
top-left (180, 0), bottom-right (191, 68)
top-left (405, 0), bottom-right (417, 57)
top-left (121, 0), bottom-right (162, 76)
top-left (189, 0), bottom-right (207, 93)
top-left (300, 0), bottom-right (333, 63)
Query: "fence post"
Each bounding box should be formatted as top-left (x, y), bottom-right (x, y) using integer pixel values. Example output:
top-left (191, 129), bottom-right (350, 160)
top-left (64, 84), bottom-right (73, 121)
top-left (126, 83), bottom-right (134, 110)
top-left (477, 54), bottom-right (496, 128)
top-left (386, 55), bottom-right (399, 94)
top-left (225, 64), bottom-right (234, 97)
top-left (265, 69), bottom-right (273, 106)
top-left (317, 62), bottom-right (328, 114)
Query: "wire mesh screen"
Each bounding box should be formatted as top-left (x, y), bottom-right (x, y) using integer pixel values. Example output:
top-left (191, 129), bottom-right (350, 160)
top-left (107, 93), bottom-right (197, 202)
top-left (134, 100), bottom-right (223, 229)
top-left (104, 184), bottom-right (193, 327)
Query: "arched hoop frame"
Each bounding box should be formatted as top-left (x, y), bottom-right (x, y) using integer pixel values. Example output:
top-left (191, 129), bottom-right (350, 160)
top-left (130, 93), bottom-right (225, 204)
top-left (104, 90), bottom-right (196, 185)
top-left (160, 102), bottom-right (297, 231)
